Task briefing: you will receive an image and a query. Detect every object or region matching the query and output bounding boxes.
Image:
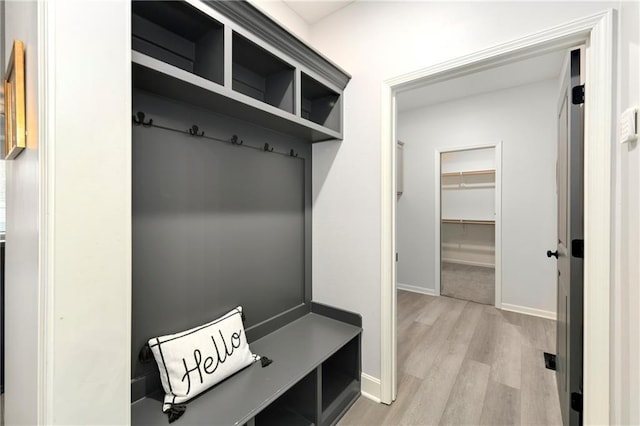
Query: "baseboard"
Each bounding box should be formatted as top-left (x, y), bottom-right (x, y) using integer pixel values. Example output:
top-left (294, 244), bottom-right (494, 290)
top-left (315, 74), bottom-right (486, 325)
top-left (441, 258), bottom-right (495, 268)
top-left (360, 372), bottom-right (381, 403)
top-left (501, 303), bottom-right (557, 320)
top-left (397, 283), bottom-right (435, 296)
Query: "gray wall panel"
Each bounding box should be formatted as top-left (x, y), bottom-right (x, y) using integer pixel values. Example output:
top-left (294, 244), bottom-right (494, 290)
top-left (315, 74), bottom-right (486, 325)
top-left (132, 90), bottom-right (310, 386)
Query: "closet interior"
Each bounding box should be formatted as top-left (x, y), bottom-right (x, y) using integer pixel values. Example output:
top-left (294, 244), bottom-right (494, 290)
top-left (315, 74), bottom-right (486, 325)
top-left (440, 147), bottom-right (496, 305)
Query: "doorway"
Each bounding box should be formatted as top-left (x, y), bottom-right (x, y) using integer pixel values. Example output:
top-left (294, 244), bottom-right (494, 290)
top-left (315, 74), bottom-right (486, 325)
top-left (381, 12), bottom-right (614, 424)
top-left (438, 145), bottom-right (500, 306)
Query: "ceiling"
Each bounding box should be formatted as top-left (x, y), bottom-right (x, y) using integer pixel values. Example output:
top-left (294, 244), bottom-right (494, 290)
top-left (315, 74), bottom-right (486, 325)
top-left (397, 50), bottom-right (566, 112)
top-left (282, 0), bottom-right (355, 25)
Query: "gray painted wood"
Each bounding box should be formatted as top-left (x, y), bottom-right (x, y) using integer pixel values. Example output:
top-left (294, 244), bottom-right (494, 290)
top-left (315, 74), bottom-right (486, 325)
top-left (337, 291), bottom-right (562, 426)
top-left (132, 2), bottom-right (225, 85)
top-left (131, 90), bottom-right (312, 395)
top-left (131, 313), bottom-right (361, 426)
top-left (204, 0), bottom-right (351, 90)
top-left (132, 0), bottom-right (348, 141)
top-left (133, 52), bottom-right (342, 142)
top-left (301, 73), bottom-right (341, 132)
top-left (194, 27), bottom-right (224, 85)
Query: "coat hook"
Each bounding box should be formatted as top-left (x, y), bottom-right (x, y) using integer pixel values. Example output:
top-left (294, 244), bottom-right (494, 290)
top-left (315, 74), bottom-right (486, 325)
top-left (188, 125), bottom-right (204, 137)
top-left (289, 149), bottom-right (298, 157)
top-left (133, 111), bottom-right (153, 127)
top-left (231, 135), bottom-right (243, 146)
top-left (264, 143), bottom-right (274, 152)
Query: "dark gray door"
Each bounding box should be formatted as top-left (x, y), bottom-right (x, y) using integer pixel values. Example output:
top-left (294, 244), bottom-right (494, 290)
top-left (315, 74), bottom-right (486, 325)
top-left (552, 48), bottom-right (584, 426)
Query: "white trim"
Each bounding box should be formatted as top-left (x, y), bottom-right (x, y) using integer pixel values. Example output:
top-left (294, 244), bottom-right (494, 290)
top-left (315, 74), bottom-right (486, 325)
top-left (360, 373), bottom-right (382, 403)
top-left (433, 151), bottom-right (441, 297)
top-left (494, 144), bottom-right (503, 309)
top-left (380, 82), bottom-right (396, 404)
top-left (397, 283), bottom-right (436, 296)
top-left (381, 10), bottom-right (614, 421)
top-left (434, 142), bottom-right (502, 308)
top-left (501, 303), bottom-right (557, 321)
top-left (582, 10), bottom-right (613, 424)
top-left (37, 0), bottom-right (55, 422)
top-left (441, 259), bottom-right (495, 269)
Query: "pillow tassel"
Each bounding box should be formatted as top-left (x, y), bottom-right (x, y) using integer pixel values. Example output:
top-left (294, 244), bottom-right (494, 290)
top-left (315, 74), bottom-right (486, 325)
top-left (260, 356), bottom-right (273, 368)
top-left (138, 342), bottom-right (153, 364)
top-left (167, 404), bottom-right (187, 423)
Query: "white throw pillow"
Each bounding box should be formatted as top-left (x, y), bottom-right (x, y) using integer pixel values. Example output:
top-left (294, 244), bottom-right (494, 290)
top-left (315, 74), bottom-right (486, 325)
top-left (148, 306), bottom-right (260, 412)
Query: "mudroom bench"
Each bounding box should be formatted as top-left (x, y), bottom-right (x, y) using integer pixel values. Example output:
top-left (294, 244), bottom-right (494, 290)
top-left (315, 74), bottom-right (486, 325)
top-left (131, 1), bottom-right (356, 424)
top-left (132, 303), bottom-right (361, 426)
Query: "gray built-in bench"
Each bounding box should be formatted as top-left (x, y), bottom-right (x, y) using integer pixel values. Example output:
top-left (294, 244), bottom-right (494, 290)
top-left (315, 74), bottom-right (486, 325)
top-left (130, 1), bottom-right (357, 425)
top-left (133, 305), bottom-right (361, 426)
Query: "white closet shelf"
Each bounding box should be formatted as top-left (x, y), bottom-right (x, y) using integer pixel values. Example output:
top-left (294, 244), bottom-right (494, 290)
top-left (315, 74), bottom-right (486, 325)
top-left (441, 169), bottom-right (495, 177)
top-left (442, 219), bottom-right (495, 225)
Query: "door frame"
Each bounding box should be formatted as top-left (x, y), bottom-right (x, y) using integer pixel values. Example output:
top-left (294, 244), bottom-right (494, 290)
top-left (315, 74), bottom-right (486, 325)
top-left (434, 142), bottom-right (502, 308)
top-left (380, 10), bottom-right (614, 424)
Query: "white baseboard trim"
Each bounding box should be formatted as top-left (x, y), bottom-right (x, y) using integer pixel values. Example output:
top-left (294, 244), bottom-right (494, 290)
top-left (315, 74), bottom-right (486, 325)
top-left (501, 303), bottom-right (557, 320)
top-left (441, 258), bottom-right (495, 268)
top-left (397, 283), bottom-right (436, 296)
top-left (360, 373), bottom-right (381, 403)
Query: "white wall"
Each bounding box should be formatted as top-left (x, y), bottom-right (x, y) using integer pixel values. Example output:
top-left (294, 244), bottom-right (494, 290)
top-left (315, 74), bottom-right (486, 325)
top-left (45, 1), bottom-right (132, 423)
top-left (397, 80), bottom-right (558, 314)
top-left (247, 0), bottom-right (311, 43)
top-left (4, 1), bottom-right (132, 424)
top-left (4, 1), bottom-right (40, 423)
top-left (306, 0), bottom-right (622, 382)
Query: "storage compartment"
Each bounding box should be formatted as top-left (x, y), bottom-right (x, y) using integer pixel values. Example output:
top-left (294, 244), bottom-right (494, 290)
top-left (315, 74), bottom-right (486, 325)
top-left (301, 73), bottom-right (341, 132)
top-left (321, 336), bottom-right (360, 424)
top-left (255, 370), bottom-right (317, 426)
top-left (440, 148), bottom-right (497, 305)
top-left (132, 1), bottom-right (224, 86)
top-left (233, 32), bottom-right (295, 113)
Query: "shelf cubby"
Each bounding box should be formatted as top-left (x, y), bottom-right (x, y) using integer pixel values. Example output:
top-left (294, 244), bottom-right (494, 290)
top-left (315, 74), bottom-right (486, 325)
top-left (132, 1), bottom-right (224, 86)
top-left (232, 32), bottom-right (295, 114)
top-left (301, 73), bottom-right (341, 133)
top-left (255, 370), bottom-right (317, 426)
top-left (321, 336), bottom-right (360, 424)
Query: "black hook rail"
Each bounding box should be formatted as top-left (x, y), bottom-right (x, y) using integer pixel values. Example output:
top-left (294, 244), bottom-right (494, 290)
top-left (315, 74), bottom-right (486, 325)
top-left (132, 111), bottom-right (303, 160)
top-left (132, 111), bottom-right (153, 127)
top-left (188, 125), bottom-right (205, 137)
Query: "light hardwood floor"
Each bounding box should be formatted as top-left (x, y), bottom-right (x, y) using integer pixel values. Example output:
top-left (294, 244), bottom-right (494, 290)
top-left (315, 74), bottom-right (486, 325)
top-left (338, 291), bottom-right (562, 425)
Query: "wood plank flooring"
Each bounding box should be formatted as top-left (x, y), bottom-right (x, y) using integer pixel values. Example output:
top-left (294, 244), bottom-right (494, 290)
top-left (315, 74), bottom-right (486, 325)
top-left (338, 291), bottom-right (561, 425)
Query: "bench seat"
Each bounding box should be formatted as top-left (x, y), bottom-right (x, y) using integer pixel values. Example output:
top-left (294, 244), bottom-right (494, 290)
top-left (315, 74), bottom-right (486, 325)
top-left (132, 311), bottom-right (362, 425)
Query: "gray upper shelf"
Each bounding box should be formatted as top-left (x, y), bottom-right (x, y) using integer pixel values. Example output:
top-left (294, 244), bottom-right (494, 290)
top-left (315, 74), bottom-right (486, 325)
top-left (131, 0), bottom-right (350, 143)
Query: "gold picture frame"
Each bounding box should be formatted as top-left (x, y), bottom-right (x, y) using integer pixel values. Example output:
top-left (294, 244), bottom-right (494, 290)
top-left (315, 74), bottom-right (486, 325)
top-left (4, 40), bottom-right (26, 160)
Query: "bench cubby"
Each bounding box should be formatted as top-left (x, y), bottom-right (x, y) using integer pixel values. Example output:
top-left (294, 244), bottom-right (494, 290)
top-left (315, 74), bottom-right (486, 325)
top-left (321, 337), bottom-right (361, 423)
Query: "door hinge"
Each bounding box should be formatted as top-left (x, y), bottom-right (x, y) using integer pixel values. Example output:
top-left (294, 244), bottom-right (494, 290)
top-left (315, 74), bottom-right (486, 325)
top-left (571, 391), bottom-right (583, 413)
top-left (572, 239), bottom-right (584, 259)
top-left (572, 85), bottom-right (585, 105)
top-left (396, 252), bottom-right (399, 262)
